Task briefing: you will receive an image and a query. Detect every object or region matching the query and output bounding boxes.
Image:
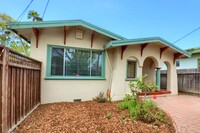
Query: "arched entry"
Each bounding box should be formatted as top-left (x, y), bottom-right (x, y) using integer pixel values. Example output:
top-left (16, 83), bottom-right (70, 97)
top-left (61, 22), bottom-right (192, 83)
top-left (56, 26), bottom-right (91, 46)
top-left (161, 61), bottom-right (171, 90)
top-left (142, 57), bottom-right (157, 82)
top-left (142, 57), bottom-right (160, 90)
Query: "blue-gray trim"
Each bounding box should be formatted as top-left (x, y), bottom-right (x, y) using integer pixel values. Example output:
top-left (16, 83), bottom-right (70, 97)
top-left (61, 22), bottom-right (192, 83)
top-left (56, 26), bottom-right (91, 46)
top-left (104, 37), bottom-right (191, 57)
top-left (7, 20), bottom-right (126, 40)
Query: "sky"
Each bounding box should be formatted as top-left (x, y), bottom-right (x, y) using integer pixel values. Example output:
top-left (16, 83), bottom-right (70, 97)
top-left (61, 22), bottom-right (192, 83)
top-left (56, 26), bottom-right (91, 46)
top-left (1, 0), bottom-right (200, 49)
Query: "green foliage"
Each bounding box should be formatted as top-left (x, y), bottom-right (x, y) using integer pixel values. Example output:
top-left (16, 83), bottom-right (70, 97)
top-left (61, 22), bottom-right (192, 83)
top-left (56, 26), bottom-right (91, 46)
top-left (129, 75), bottom-right (157, 99)
top-left (0, 13), bottom-right (30, 56)
top-left (105, 113), bottom-right (112, 119)
top-left (27, 10), bottom-right (40, 21)
top-left (143, 99), bottom-right (157, 109)
top-left (116, 94), bottom-right (171, 125)
top-left (117, 94), bottom-right (136, 110)
top-left (93, 91), bottom-right (107, 103)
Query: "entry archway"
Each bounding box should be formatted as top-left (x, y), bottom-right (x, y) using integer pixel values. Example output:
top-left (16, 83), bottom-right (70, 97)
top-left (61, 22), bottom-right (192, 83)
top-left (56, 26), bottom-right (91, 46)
top-left (142, 56), bottom-right (160, 90)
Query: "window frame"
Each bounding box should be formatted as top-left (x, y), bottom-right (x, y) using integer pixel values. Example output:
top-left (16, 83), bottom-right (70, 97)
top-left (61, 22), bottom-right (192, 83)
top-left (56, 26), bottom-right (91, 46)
top-left (126, 60), bottom-right (137, 81)
top-left (46, 45), bottom-right (106, 80)
top-left (176, 60), bottom-right (180, 67)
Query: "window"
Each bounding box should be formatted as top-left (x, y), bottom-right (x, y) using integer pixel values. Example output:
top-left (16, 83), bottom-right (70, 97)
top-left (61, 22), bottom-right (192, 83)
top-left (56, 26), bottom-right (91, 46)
top-left (127, 60), bottom-right (136, 79)
top-left (176, 60), bottom-right (180, 67)
top-left (198, 58), bottom-right (200, 68)
top-left (47, 45), bottom-right (105, 79)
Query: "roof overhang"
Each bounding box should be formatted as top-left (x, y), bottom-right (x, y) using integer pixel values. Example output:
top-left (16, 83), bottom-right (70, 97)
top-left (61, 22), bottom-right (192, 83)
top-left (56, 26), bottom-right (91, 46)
top-left (185, 47), bottom-right (200, 55)
top-left (7, 20), bottom-right (126, 42)
top-left (104, 37), bottom-right (191, 57)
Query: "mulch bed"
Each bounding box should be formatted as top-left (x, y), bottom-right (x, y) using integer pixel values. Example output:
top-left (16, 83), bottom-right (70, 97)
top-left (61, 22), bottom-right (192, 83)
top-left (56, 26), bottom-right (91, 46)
top-left (13, 101), bottom-right (175, 133)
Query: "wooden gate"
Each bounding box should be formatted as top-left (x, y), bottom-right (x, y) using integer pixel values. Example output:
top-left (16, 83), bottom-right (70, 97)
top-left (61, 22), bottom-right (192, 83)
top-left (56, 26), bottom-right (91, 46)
top-left (161, 69), bottom-right (200, 94)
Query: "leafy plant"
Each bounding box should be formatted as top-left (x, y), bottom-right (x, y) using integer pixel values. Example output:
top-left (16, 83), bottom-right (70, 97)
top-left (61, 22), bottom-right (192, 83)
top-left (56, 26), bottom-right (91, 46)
top-left (116, 94), bottom-right (171, 125)
top-left (93, 91), bottom-right (107, 103)
top-left (117, 94), bottom-right (136, 110)
top-left (129, 75), bottom-right (157, 99)
top-left (105, 113), bottom-right (112, 119)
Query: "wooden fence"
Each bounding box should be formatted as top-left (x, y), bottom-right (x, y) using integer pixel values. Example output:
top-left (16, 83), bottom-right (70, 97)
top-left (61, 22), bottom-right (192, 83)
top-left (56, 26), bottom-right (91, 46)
top-left (0, 45), bottom-right (41, 133)
top-left (161, 69), bottom-right (200, 94)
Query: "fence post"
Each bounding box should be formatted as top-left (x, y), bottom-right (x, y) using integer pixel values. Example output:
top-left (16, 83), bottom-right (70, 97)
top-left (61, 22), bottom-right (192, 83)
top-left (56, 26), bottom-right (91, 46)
top-left (2, 48), bottom-right (9, 133)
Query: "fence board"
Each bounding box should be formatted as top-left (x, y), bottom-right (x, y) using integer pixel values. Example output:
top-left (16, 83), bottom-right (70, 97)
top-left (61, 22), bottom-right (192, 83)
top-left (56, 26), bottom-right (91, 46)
top-left (0, 65), bottom-right (2, 132)
top-left (0, 45), bottom-right (41, 133)
top-left (161, 69), bottom-right (200, 94)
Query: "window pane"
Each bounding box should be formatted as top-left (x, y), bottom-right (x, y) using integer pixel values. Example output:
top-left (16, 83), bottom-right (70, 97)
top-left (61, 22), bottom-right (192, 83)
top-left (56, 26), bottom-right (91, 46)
top-left (65, 49), bottom-right (90, 76)
top-left (65, 48), bottom-right (78, 76)
top-left (51, 48), bottom-right (64, 75)
top-left (77, 50), bottom-right (90, 76)
top-left (91, 51), bottom-right (102, 76)
top-left (127, 61), bottom-right (136, 78)
top-left (176, 60), bottom-right (180, 67)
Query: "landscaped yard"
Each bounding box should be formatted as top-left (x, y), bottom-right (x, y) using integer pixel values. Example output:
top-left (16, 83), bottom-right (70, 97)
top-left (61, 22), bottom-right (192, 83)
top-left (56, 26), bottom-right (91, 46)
top-left (13, 100), bottom-right (175, 133)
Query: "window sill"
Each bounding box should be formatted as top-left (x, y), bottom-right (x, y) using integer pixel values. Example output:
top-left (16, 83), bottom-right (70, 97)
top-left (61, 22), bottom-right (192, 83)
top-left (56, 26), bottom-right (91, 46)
top-left (45, 76), bottom-right (106, 80)
top-left (125, 78), bottom-right (137, 81)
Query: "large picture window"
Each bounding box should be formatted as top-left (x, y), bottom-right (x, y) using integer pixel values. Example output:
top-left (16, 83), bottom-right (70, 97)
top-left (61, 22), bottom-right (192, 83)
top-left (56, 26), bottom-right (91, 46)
top-left (127, 60), bottom-right (136, 79)
top-left (47, 45), bottom-right (105, 79)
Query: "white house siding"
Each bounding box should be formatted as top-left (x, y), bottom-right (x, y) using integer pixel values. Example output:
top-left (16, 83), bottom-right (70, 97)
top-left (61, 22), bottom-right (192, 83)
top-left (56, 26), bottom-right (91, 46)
top-left (177, 54), bottom-right (200, 69)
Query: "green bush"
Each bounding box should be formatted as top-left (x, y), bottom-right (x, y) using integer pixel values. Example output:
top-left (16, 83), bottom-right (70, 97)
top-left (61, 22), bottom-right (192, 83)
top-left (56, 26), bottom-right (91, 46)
top-left (117, 96), bottom-right (169, 124)
top-left (117, 94), bottom-right (136, 110)
top-left (116, 75), bottom-right (171, 125)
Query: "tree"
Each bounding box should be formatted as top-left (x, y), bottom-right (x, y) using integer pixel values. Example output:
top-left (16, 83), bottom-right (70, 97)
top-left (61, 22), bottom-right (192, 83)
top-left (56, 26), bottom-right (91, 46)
top-left (27, 10), bottom-right (40, 21)
top-left (0, 13), bottom-right (30, 56)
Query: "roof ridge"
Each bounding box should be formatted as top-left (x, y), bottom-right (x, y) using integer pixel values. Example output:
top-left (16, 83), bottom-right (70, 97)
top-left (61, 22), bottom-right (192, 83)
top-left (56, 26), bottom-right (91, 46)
top-left (7, 19), bottom-right (127, 40)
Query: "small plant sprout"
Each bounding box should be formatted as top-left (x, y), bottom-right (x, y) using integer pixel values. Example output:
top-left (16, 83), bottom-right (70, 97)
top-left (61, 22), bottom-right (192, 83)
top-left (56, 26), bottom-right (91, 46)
top-left (93, 91), bottom-right (107, 103)
top-left (121, 113), bottom-right (126, 125)
top-left (106, 89), bottom-right (112, 101)
top-left (105, 113), bottom-right (112, 119)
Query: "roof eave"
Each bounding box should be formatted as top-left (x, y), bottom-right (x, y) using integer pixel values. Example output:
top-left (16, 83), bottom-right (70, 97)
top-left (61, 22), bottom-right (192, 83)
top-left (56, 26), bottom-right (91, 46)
top-left (104, 37), bottom-right (191, 57)
top-left (7, 20), bottom-right (126, 40)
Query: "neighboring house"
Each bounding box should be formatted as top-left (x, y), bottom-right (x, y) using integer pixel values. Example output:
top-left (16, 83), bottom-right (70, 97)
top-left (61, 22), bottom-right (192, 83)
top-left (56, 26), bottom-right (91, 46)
top-left (7, 20), bottom-right (190, 104)
top-left (176, 47), bottom-right (200, 69)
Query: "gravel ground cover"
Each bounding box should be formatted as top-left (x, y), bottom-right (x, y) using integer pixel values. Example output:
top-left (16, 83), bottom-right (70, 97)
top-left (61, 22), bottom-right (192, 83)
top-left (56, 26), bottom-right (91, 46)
top-left (13, 101), bottom-right (175, 133)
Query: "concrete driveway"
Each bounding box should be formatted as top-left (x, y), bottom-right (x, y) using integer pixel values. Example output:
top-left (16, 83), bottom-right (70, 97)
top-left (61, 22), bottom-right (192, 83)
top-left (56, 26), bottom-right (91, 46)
top-left (154, 94), bottom-right (200, 133)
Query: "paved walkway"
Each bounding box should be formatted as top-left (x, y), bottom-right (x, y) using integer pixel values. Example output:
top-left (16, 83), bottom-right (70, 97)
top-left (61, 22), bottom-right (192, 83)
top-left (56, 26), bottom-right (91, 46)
top-left (154, 94), bottom-right (200, 133)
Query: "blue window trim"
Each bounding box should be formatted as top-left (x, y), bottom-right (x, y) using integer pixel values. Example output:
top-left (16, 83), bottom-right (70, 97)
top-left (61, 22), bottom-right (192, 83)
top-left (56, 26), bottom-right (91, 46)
top-left (46, 44), bottom-right (106, 80)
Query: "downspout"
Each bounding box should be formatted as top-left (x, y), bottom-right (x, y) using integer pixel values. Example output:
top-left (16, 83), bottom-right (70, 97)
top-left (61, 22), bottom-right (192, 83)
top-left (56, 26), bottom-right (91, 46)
top-left (105, 50), bottom-right (113, 93)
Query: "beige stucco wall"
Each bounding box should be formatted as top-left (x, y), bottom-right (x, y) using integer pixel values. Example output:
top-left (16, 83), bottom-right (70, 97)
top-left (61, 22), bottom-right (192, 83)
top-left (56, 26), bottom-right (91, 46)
top-left (30, 26), bottom-right (112, 104)
top-left (110, 44), bottom-right (178, 101)
top-left (30, 26), bottom-right (178, 103)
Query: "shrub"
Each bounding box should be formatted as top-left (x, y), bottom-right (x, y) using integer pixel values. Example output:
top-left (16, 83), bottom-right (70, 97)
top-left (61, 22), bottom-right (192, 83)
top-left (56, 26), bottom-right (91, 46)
top-left (117, 94), bottom-right (136, 110)
top-left (129, 75), bottom-right (157, 99)
top-left (117, 95), bottom-right (169, 124)
top-left (116, 76), bottom-right (170, 125)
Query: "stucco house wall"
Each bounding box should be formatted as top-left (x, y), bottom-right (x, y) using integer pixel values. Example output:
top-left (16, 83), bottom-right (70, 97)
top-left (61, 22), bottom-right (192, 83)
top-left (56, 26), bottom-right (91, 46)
top-left (110, 43), bottom-right (178, 100)
top-left (7, 20), bottom-right (190, 104)
top-left (30, 27), bottom-right (113, 103)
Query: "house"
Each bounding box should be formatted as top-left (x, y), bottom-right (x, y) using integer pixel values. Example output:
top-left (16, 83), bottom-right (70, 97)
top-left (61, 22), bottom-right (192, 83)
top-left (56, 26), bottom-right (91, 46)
top-left (7, 20), bottom-right (190, 104)
top-left (176, 47), bottom-right (200, 69)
